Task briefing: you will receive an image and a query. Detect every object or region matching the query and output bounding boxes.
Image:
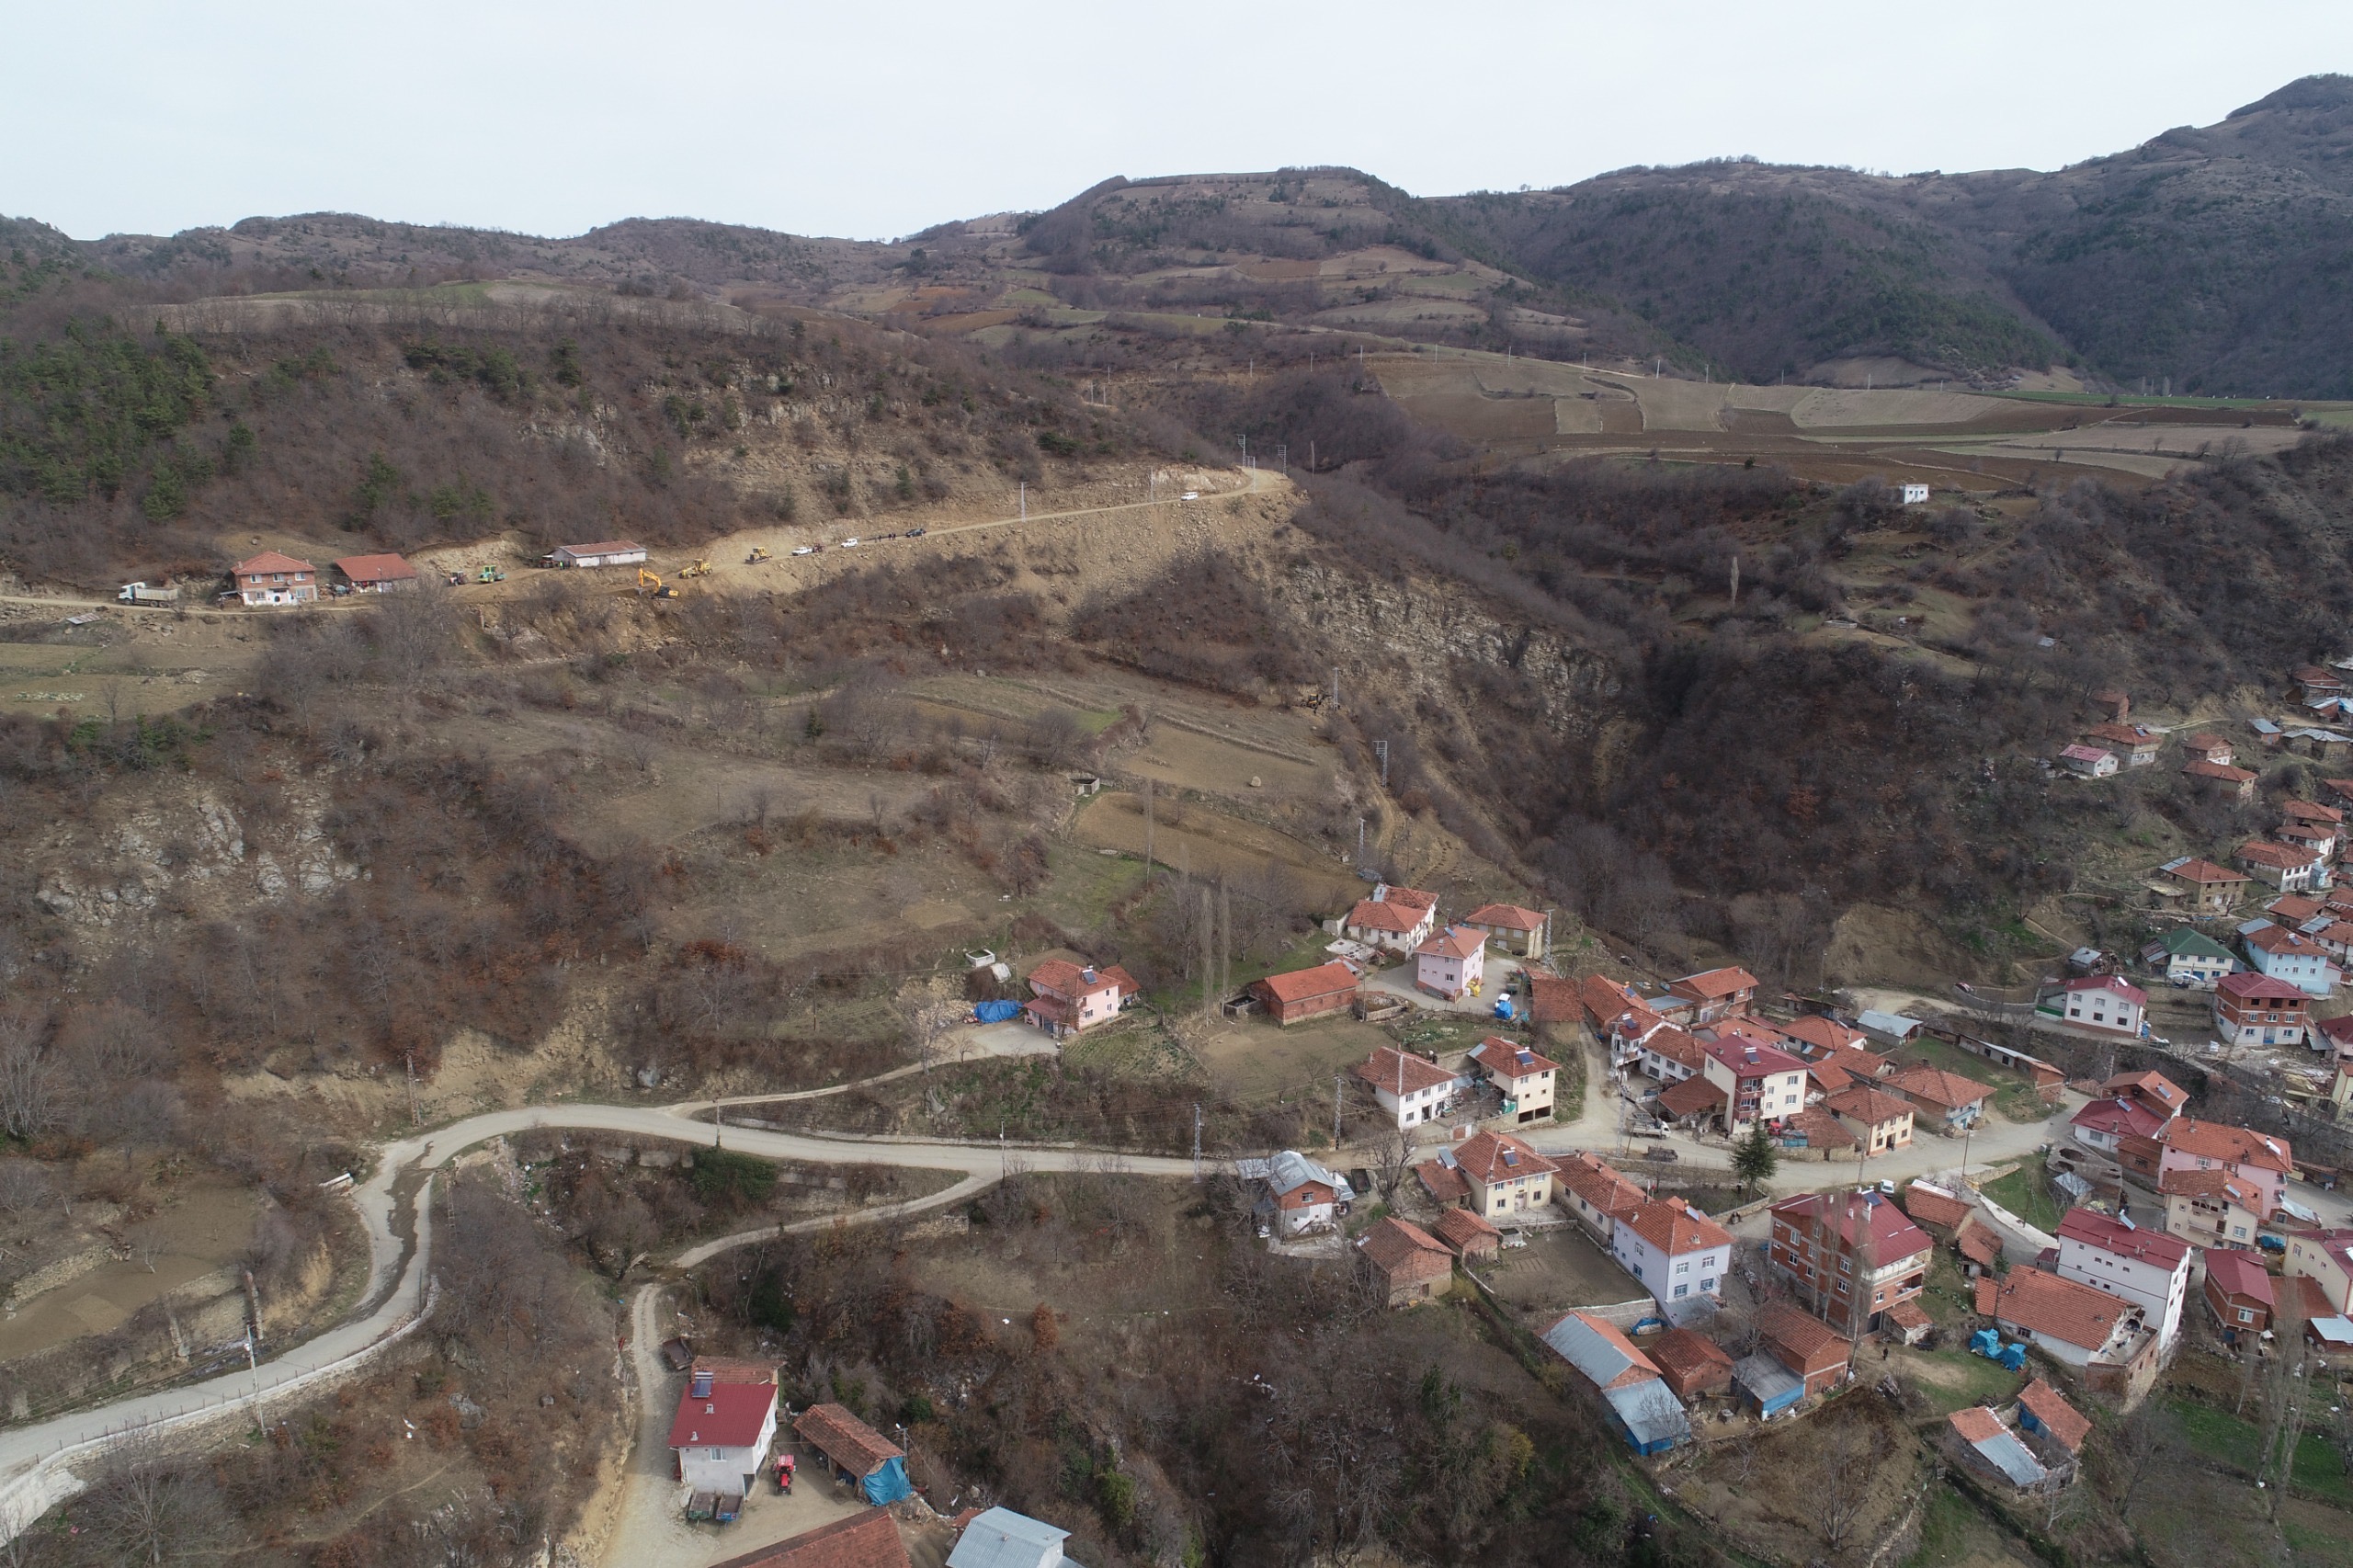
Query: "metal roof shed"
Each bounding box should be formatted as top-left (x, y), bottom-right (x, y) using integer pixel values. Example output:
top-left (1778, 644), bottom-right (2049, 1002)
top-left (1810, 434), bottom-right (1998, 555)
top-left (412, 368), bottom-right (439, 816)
top-left (1733, 1353), bottom-right (1804, 1417)
top-left (948, 1506), bottom-right (1074, 1568)
top-left (1602, 1379), bottom-right (1693, 1455)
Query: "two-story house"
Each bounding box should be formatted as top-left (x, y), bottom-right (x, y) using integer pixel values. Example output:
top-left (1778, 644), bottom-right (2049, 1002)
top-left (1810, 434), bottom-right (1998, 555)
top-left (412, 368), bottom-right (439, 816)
top-left (669, 1361), bottom-right (779, 1501)
top-left (1466, 1037), bottom-right (1558, 1124)
top-left (2047, 975), bottom-right (2147, 1034)
top-left (1665, 966), bottom-right (1759, 1025)
top-left (2054, 1209), bottom-right (2193, 1349)
top-left (1457, 902), bottom-right (1548, 956)
top-left (2085, 722), bottom-right (2162, 767)
top-left (1824, 1085), bottom-right (1915, 1154)
top-left (1451, 1130), bottom-right (1558, 1222)
top-left (2156, 857), bottom-right (2253, 914)
top-left (2285, 1229), bottom-right (2353, 1316)
top-left (1699, 1038), bottom-right (1810, 1135)
top-left (1341, 883), bottom-right (1438, 953)
top-left (1353, 1046), bottom-right (1461, 1131)
top-left (1253, 1150), bottom-right (1351, 1235)
top-left (1885, 1064), bottom-right (1993, 1132)
top-left (1555, 1152), bottom-right (1645, 1245)
top-left (1021, 960), bottom-right (1138, 1037)
top-left (2160, 1167), bottom-right (2266, 1252)
top-left (2202, 1249), bottom-right (2277, 1341)
top-left (2283, 800), bottom-right (2346, 858)
top-left (1611, 1197), bottom-right (1733, 1323)
top-left (1975, 1269), bottom-right (2142, 1371)
top-left (2155, 1118), bottom-right (2292, 1219)
top-left (1768, 1189), bottom-right (1933, 1335)
top-left (2240, 839), bottom-right (2324, 893)
top-left (2145, 926), bottom-right (2238, 988)
top-left (2241, 921), bottom-right (2336, 997)
top-left (1413, 925), bottom-right (1486, 1001)
top-left (233, 550), bottom-right (319, 607)
top-left (2213, 971), bottom-right (2313, 1048)
top-left (2183, 758), bottom-right (2260, 799)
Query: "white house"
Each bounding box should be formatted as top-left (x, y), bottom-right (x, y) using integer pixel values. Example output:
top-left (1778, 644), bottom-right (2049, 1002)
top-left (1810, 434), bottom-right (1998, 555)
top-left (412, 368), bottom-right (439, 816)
top-left (545, 539), bottom-right (648, 568)
top-left (1901, 483), bottom-right (1930, 505)
top-left (2054, 1209), bottom-right (2192, 1350)
top-left (1698, 1037), bottom-right (1810, 1135)
top-left (667, 1365), bottom-right (779, 1497)
top-left (1414, 925), bottom-right (1486, 1000)
top-left (2239, 839), bottom-right (2324, 892)
top-left (2060, 744), bottom-right (2118, 778)
top-left (2143, 927), bottom-right (2237, 989)
top-left (1466, 1036), bottom-right (1558, 1124)
top-left (1352, 1046), bottom-right (1461, 1131)
top-left (1340, 883), bottom-right (1438, 953)
top-left (1610, 1197), bottom-right (1733, 1324)
top-left (2051, 975), bottom-right (2146, 1034)
top-left (2242, 922), bottom-right (2336, 996)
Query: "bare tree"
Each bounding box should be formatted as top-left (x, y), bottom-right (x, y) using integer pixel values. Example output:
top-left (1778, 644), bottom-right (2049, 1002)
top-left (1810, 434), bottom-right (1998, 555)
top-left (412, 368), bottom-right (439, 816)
top-left (1807, 1421), bottom-right (1877, 1556)
top-left (82, 1430), bottom-right (244, 1568)
top-left (0, 1158), bottom-right (52, 1219)
top-left (0, 1023), bottom-right (59, 1142)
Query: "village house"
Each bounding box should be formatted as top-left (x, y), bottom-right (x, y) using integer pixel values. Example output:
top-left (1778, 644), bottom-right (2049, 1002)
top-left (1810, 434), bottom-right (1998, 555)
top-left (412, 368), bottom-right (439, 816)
top-left (2162, 1167), bottom-right (2266, 1253)
top-left (1353, 1046), bottom-right (1461, 1131)
top-left (1885, 1063), bottom-right (1992, 1132)
top-left (1823, 1084), bottom-right (1915, 1154)
top-left (2143, 926), bottom-right (2238, 988)
top-left (1859, 1009), bottom-right (1924, 1047)
top-left (1976, 1270), bottom-right (2142, 1370)
top-left (1021, 960), bottom-right (1138, 1038)
top-left (2044, 975), bottom-right (2147, 1034)
top-left (2182, 733), bottom-right (2235, 766)
top-left (2285, 1229), bottom-right (2353, 1316)
top-left (2325, 777), bottom-right (2353, 812)
top-left (944, 1508), bottom-right (1071, 1568)
top-left (2181, 758), bottom-right (2260, 800)
top-left (2287, 797), bottom-right (2346, 837)
top-left (1782, 1015), bottom-right (1872, 1056)
top-left (1340, 883), bottom-right (1438, 953)
top-left (1451, 1129), bottom-right (1558, 1221)
top-left (2017, 1380), bottom-right (2092, 1479)
top-left (2308, 916), bottom-right (2353, 965)
top-left (331, 552), bottom-right (419, 593)
top-left (1356, 1217), bottom-right (1454, 1308)
top-left (2156, 1119), bottom-right (2291, 1219)
top-left (1538, 1311), bottom-right (1691, 1455)
top-left (544, 539), bottom-right (648, 568)
top-left (1431, 1206), bottom-right (1502, 1262)
top-left (2294, 665), bottom-right (2347, 703)
top-left (1768, 1189), bottom-right (1932, 1334)
top-left (714, 1511), bottom-right (914, 1568)
top-left (792, 1403), bottom-right (911, 1503)
top-left (1555, 1151), bottom-right (1646, 1244)
top-left (2213, 971), bottom-right (2313, 1047)
top-left (2055, 1209), bottom-right (2192, 1349)
top-left (2085, 722), bottom-right (2162, 767)
top-left (2268, 892), bottom-right (2327, 926)
top-left (2240, 922), bottom-right (2335, 995)
top-left (1946, 1406), bottom-right (2054, 1494)
top-left (1249, 960), bottom-right (1361, 1025)
top-left (1698, 1036), bottom-right (1809, 1134)
top-left (2072, 1089), bottom-right (2169, 1160)
top-left (1776, 1106), bottom-right (1860, 1160)
top-left (1251, 1150), bottom-right (1352, 1235)
top-left (2156, 857), bottom-right (2253, 914)
top-left (1631, 1023), bottom-right (1710, 1087)
top-left (1756, 1301), bottom-right (1854, 1400)
top-left (1665, 965), bottom-right (1759, 1025)
top-left (1415, 1152), bottom-right (1471, 1209)
top-left (2202, 1248), bottom-right (2278, 1341)
top-left (668, 1362), bottom-right (779, 1504)
top-left (1612, 1197), bottom-right (1733, 1322)
top-left (2090, 688), bottom-right (2131, 723)
top-left (1466, 1036), bottom-right (1558, 1124)
top-left (1899, 1182), bottom-right (1975, 1241)
top-left (233, 550), bottom-right (319, 607)
top-left (2239, 839), bottom-right (2325, 892)
top-left (1525, 969), bottom-right (1580, 1027)
top-left (1413, 925), bottom-right (1486, 1001)
top-left (1648, 1327), bottom-right (1734, 1403)
top-left (2280, 822), bottom-right (2340, 864)
top-left (2061, 744), bottom-right (2118, 778)
top-left (1457, 902), bottom-right (1548, 956)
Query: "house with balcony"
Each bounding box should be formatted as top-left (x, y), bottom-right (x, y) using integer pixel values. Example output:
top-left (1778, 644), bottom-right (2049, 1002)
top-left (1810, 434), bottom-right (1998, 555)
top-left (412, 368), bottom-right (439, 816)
top-left (1413, 925), bottom-right (1486, 1001)
top-left (1768, 1189), bottom-right (1932, 1335)
top-left (1352, 1046), bottom-right (1462, 1131)
top-left (1021, 960), bottom-right (1139, 1038)
top-left (1340, 883), bottom-right (1438, 953)
top-left (2161, 1167), bottom-right (2266, 1253)
top-left (2144, 927), bottom-right (2238, 989)
top-left (1466, 1037), bottom-right (1558, 1124)
top-left (2055, 1209), bottom-right (2193, 1349)
top-left (2155, 1119), bottom-right (2291, 1219)
top-left (2213, 971), bottom-right (2313, 1047)
top-left (1451, 1130), bottom-right (1558, 1222)
top-left (1699, 1037), bottom-right (1809, 1135)
top-left (2241, 922), bottom-right (2336, 997)
top-left (1556, 1152), bottom-right (1646, 1245)
top-left (2239, 839), bottom-right (2325, 893)
top-left (1664, 966), bottom-right (1759, 1025)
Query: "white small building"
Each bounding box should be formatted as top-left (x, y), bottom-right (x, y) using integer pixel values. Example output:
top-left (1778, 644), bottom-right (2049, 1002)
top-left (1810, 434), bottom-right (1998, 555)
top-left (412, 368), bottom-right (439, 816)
top-left (1901, 483), bottom-right (1930, 505)
top-left (2052, 975), bottom-right (2146, 1035)
top-left (2059, 744), bottom-right (2118, 778)
top-left (667, 1366), bottom-right (778, 1498)
top-left (1610, 1197), bottom-right (1733, 1323)
top-left (2054, 1209), bottom-right (2192, 1350)
top-left (544, 539), bottom-right (649, 568)
top-left (1414, 925), bottom-right (1485, 1000)
top-left (1352, 1046), bottom-right (1461, 1130)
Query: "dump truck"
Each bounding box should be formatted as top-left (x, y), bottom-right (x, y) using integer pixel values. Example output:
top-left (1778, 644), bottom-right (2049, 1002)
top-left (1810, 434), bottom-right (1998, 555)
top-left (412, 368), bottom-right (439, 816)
top-left (116, 581), bottom-right (179, 604)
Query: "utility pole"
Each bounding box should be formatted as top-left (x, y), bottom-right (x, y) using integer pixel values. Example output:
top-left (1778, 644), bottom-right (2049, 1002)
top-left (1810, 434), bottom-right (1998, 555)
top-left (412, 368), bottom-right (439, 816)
top-left (1335, 1074), bottom-right (1345, 1149)
top-left (1376, 739), bottom-right (1390, 788)
top-left (1018, 481), bottom-right (1026, 521)
top-left (1142, 778), bottom-right (1154, 886)
top-left (1728, 554), bottom-right (1740, 610)
top-left (1193, 1104), bottom-right (1203, 1182)
top-left (404, 1049), bottom-right (419, 1128)
top-left (1330, 665), bottom-right (1340, 710)
top-left (1309, 438), bottom-right (1314, 473)
top-left (714, 1101), bottom-right (723, 1150)
top-left (1357, 815), bottom-right (1367, 872)
top-left (1278, 443), bottom-right (1287, 476)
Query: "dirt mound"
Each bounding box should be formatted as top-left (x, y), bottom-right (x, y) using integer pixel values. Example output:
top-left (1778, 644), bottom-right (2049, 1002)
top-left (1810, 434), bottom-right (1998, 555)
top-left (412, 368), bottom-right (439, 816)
top-left (1822, 903), bottom-right (1986, 989)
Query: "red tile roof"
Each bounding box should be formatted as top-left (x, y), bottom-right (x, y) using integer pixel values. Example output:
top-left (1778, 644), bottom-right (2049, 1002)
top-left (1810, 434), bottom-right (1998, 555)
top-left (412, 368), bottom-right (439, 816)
top-left (707, 1511), bottom-right (912, 1568)
top-left (2063, 974), bottom-right (2149, 1005)
top-left (1645, 1027), bottom-right (1711, 1073)
top-left (1887, 1064), bottom-right (1993, 1112)
top-left (1381, 885), bottom-right (1438, 913)
top-left (2158, 1167), bottom-right (2261, 1208)
top-left (1543, 1311), bottom-right (1662, 1389)
top-left (2184, 760), bottom-right (2257, 784)
top-left (1461, 903), bottom-right (1544, 930)
top-left (1415, 926), bottom-right (1484, 961)
top-left (1469, 1037), bottom-right (1560, 1081)
top-left (2245, 924), bottom-right (2326, 959)
top-left (1901, 1184), bottom-right (1973, 1233)
top-left (2164, 858), bottom-right (2250, 885)
top-left (1949, 1404), bottom-right (2006, 1444)
top-left (1783, 1108), bottom-right (1858, 1150)
top-left (2217, 971), bottom-right (2310, 1003)
top-left (1649, 1326), bottom-right (1734, 1395)
top-left (1956, 1217), bottom-right (2003, 1267)
top-left (792, 1403), bottom-right (904, 1476)
top-left (2058, 1209), bottom-right (2190, 1270)
top-left (1805, 1059), bottom-right (1855, 1096)
top-left (1658, 1074), bottom-right (1726, 1119)
top-left (1353, 1047), bottom-right (1456, 1096)
top-left (1358, 1216), bottom-right (1452, 1280)
top-left (1703, 1037), bottom-right (1808, 1077)
top-left (1673, 966), bottom-right (1759, 1001)
top-left (2017, 1379), bottom-right (2090, 1452)
top-left (1415, 1158), bottom-right (1470, 1205)
top-left (1758, 1302), bottom-right (1851, 1374)
top-left (1557, 1153), bottom-right (1646, 1221)
top-left (1346, 898), bottom-right (1423, 934)
top-left (2241, 840), bottom-right (2322, 870)
top-left (2161, 1117), bottom-right (2292, 1174)
top-left (2100, 1070), bottom-right (2187, 1114)
top-left (2285, 800), bottom-right (2347, 825)
top-left (668, 1381), bottom-right (774, 1449)
top-left (2201, 1249), bottom-right (2277, 1309)
top-left (1254, 961), bottom-right (1359, 1005)
top-left (1979, 1268), bottom-right (2128, 1352)
top-left (1451, 1130), bottom-right (1557, 1185)
top-left (1027, 959), bottom-right (1122, 996)
top-left (2086, 722), bottom-right (2155, 747)
top-left (2268, 893), bottom-right (2327, 923)
top-left (1825, 1085), bottom-right (1915, 1125)
top-left (690, 1357), bottom-right (779, 1386)
top-left (1625, 1196), bottom-right (1733, 1256)
top-left (1431, 1206), bottom-right (1502, 1256)
top-left (1884, 1298), bottom-right (1932, 1333)
top-left (2072, 1097), bottom-right (2167, 1142)
top-left (233, 550), bottom-right (315, 576)
top-left (1783, 1016), bottom-right (1870, 1053)
top-left (1527, 972), bottom-right (1581, 1024)
top-left (1771, 1191), bottom-right (1934, 1262)
top-left (332, 552), bottom-right (417, 583)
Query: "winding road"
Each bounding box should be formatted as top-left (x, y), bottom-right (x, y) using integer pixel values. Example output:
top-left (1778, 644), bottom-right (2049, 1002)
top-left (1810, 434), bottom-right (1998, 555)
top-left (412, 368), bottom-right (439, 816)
top-left (0, 1096), bottom-right (1196, 1540)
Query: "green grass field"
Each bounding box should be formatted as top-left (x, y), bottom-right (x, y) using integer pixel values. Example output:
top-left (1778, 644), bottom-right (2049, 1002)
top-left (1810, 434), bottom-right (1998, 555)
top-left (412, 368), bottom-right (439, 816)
top-left (1899, 1346), bottom-right (2024, 1416)
top-left (1981, 1166), bottom-right (2064, 1232)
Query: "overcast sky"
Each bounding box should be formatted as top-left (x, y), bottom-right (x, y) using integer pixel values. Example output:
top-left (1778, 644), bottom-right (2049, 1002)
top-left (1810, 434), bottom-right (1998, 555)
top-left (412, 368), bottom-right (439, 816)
top-left (12, 1), bottom-right (2349, 244)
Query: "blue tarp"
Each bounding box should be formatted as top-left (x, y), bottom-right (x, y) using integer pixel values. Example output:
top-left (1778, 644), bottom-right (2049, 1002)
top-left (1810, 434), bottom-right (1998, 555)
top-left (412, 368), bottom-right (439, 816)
top-left (972, 1000), bottom-right (1022, 1023)
top-left (862, 1456), bottom-right (913, 1505)
top-left (1997, 1344), bottom-right (2028, 1371)
top-left (1969, 1328), bottom-right (2002, 1358)
top-left (1493, 996), bottom-right (1516, 1021)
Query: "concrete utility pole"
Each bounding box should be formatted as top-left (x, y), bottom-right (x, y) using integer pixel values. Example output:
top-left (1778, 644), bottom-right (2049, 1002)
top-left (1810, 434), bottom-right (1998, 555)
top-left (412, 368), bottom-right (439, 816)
top-left (1376, 740), bottom-right (1390, 788)
top-left (1018, 482), bottom-right (1026, 521)
top-left (1357, 815), bottom-right (1367, 871)
top-left (404, 1050), bottom-right (419, 1127)
top-left (1729, 554), bottom-right (1740, 610)
top-left (1330, 665), bottom-right (1340, 709)
top-left (1335, 1075), bottom-right (1345, 1149)
top-left (1142, 778), bottom-right (1154, 885)
top-left (1193, 1104), bottom-right (1203, 1182)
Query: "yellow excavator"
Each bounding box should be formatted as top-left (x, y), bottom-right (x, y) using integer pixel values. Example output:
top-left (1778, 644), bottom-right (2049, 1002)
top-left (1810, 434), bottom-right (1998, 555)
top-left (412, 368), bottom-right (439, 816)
top-left (678, 558), bottom-right (713, 578)
top-left (635, 567), bottom-right (679, 599)
top-left (745, 546), bottom-right (771, 563)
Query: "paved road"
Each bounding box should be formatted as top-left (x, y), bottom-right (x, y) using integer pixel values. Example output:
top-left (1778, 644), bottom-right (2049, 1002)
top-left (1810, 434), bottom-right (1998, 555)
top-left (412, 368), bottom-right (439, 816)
top-left (0, 1101), bottom-right (1199, 1541)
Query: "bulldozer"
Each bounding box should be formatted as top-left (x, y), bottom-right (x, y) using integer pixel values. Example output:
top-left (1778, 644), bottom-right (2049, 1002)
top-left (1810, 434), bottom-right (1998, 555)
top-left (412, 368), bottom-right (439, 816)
top-left (678, 558), bottom-right (713, 579)
top-left (476, 565), bottom-right (506, 584)
top-left (745, 546), bottom-right (771, 563)
top-left (635, 568), bottom-right (679, 599)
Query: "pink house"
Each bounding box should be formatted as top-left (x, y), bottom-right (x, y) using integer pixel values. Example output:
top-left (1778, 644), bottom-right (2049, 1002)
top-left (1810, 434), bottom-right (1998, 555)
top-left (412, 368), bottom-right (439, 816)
top-left (1414, 926), bottom-right (1486, 1000)
top-left (2155, 1118), bottom-right (2293, 1220)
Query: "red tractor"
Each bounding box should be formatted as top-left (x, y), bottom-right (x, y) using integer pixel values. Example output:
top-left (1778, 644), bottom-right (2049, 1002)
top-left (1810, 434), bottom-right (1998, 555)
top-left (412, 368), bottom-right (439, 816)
top-left (774, 1453), bottom-right (796, 1494)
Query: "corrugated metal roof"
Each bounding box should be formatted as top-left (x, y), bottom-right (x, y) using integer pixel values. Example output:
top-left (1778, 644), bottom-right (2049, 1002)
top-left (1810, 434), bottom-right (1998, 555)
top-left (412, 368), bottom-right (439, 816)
top-left (948, 1506), bottom-right (1070, 1568)
top-left (1970, 1428), bottom-right (2050, 1488)
top-left (1603, 1379), bottom-right (1691, 1449)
